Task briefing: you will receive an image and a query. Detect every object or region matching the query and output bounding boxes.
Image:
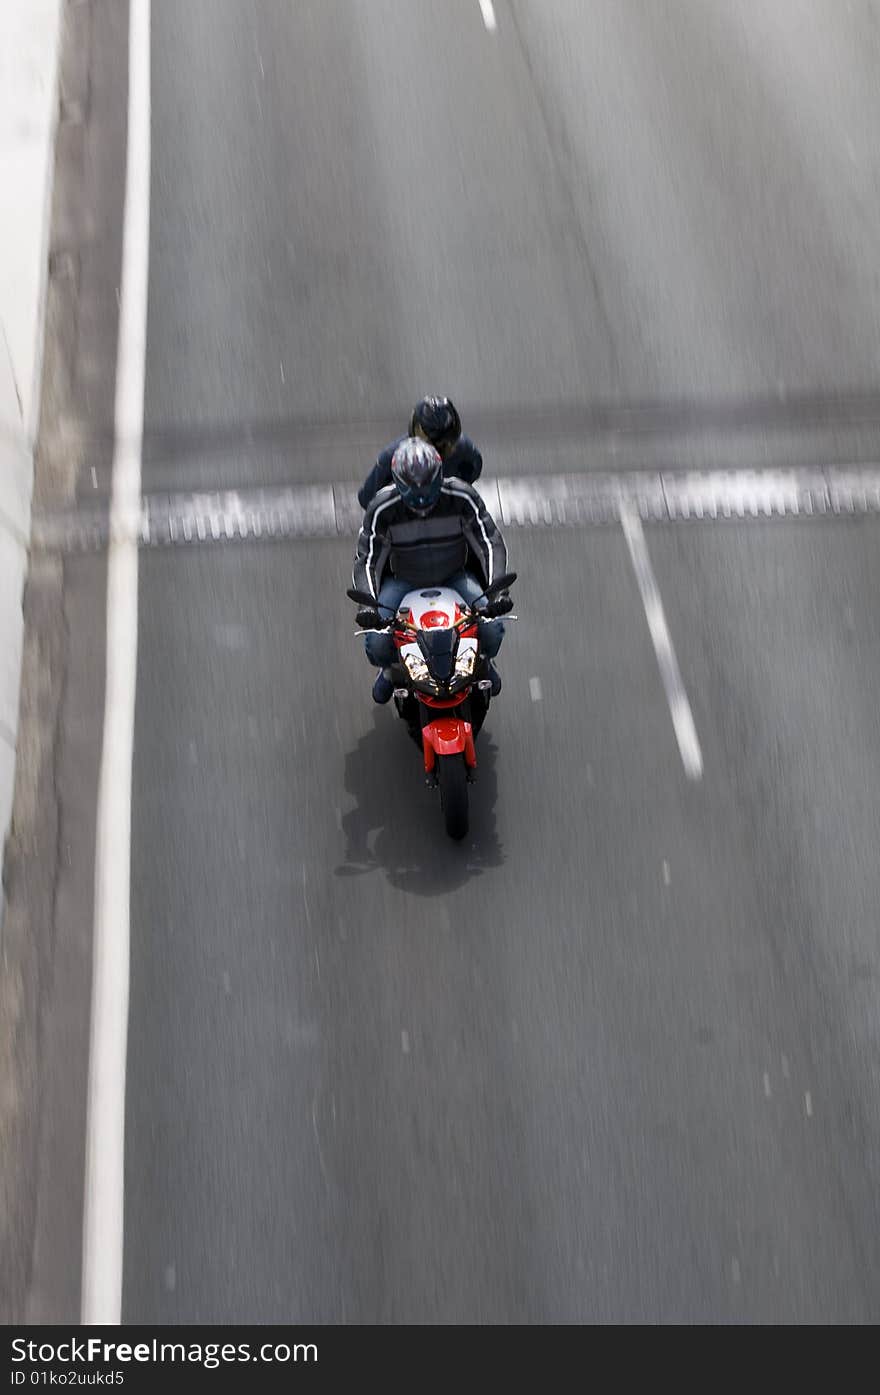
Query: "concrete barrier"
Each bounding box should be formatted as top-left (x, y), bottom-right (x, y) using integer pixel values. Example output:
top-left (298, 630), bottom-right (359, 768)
top-left (0, 0), bottom-right (62, 870)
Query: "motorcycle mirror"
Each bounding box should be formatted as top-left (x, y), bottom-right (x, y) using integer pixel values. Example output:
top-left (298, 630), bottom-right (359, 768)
top-left (347, 586), bottom-right (377, 606)
top-left (483, 571), bottom-right (517, 599)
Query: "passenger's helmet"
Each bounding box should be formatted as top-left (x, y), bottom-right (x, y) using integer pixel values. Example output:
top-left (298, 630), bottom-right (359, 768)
top-left (410, 397), bottom-right (462, 459)
top-left (391, 437), bottom-right (443, 515)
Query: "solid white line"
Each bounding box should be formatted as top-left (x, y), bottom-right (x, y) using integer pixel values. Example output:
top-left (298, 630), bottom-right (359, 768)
top-left (479, 0), bottom-right (498, 31)
top-left (81, 0), bottom-right (150, 1326)
top-left (620, 502), bottom-right (704, 780)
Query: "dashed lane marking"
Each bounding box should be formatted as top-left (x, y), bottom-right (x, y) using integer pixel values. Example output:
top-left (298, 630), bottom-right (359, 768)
top-left (33, 466), bottom-right (880, 553)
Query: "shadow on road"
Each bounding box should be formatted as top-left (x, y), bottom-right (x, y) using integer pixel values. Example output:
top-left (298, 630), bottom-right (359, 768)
top-left (335, 710), bottom-right (504, 894)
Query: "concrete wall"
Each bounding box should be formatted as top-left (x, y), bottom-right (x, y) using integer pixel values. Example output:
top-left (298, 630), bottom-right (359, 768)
top-left (0, 0), bottom-right (63, 864)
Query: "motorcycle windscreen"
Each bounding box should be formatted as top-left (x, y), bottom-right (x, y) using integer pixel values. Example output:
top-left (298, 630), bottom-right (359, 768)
top-left (417, 628), bottom-right (458, 682)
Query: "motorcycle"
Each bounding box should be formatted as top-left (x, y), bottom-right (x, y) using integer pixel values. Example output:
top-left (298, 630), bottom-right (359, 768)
top-left (347, 572), bottom-right (517, 840)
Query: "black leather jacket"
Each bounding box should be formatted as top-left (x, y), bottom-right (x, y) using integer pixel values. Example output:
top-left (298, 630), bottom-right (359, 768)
top-left (357, 434), bottom-right (482, 510)
top-left (353, 479), bottom-right (507, 599)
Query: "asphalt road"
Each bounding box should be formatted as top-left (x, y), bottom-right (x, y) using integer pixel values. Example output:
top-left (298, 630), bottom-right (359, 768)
top-left (14, 0), bottom-right (880, 1322)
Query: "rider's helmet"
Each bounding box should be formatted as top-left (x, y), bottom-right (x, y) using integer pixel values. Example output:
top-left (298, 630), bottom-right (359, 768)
top-left (409, 396), bottom-right (462, 459)
top-left (391, 437), bottom-right (443, 515)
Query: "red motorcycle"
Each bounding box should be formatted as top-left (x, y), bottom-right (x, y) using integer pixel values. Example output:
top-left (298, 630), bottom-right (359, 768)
top-left (348, 572), bottom-right (516, 839)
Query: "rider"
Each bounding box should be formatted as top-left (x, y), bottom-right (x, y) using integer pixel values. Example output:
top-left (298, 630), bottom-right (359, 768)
top-left (357, 396), bottom-right (482, 510)
top-left (353, 437), bottom-right (509, 704)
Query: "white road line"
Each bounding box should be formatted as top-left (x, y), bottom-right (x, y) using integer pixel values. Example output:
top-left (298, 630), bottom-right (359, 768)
top-left (805, 1091), bottom-right (813, 1118)
top-left (529, 676), bottom-right (542, 702)
top-left (479, 0), bottom-right (498, 32)
top-left (31, 466), bottom-right (880, 554)
top-left (620, 502), bottom-right (703, 781)
top-left (81, 0), bottom-right (150, 1326)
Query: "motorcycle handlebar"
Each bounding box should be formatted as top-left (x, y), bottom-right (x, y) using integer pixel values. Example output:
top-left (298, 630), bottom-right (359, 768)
top-left (349, 581), bottom-right (517, 634)
top-left (354, 608), bottom-right (515, 637)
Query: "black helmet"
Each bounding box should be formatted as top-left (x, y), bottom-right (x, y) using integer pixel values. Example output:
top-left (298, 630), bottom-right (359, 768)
top-left (391, 437), bottom-right (443, 515)
top-left (410, 396), bottom-right (462, 458)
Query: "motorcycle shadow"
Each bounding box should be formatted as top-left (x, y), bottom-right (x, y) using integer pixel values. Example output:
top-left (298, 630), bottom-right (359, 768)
top-left (335, 710), bottom-right (504, 894)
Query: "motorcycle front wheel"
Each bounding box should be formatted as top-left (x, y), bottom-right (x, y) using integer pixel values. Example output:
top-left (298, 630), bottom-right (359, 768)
top-left (438, 754), bottom-right (469, 841)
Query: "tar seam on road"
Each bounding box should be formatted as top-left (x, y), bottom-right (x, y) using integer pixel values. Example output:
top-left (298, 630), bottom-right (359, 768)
top-left (81, 0), bottom-right (150, 1327)
top-left (31, 465), bottom-right (880, 554)
top-left (620, 499), bottom-right (704, 781)
top-left (38, 387), bottom-right (880, 466)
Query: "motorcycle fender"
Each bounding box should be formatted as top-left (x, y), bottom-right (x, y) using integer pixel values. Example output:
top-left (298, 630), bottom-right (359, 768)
top-left (422, 717), bottom-right (476, 772)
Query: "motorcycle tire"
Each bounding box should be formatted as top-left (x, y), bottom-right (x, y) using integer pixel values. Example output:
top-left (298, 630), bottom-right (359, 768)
top-left (438, 754), bottom-right (469, 841)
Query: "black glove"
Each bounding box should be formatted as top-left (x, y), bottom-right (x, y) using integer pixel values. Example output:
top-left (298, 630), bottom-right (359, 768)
top-left (356, 607), bottom-right (381, 629)
top-left (483, 593), bottom-right (513, 618)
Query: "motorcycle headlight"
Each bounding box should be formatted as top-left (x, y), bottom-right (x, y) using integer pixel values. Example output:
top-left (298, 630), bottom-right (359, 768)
top-left (403, 651), bottom-right (432, 684)
top-left (454, 645), bottom-right (477, 679)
